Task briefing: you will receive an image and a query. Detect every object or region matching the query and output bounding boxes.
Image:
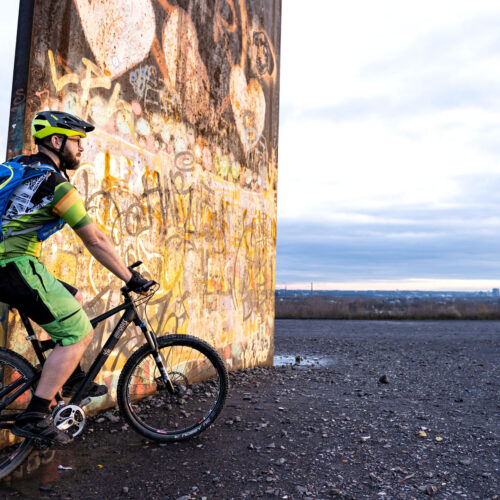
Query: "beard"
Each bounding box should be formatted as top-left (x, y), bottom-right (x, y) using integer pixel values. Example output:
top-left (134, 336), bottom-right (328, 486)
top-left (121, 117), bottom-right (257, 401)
top-left (59, 146), bottom-right (80, 171)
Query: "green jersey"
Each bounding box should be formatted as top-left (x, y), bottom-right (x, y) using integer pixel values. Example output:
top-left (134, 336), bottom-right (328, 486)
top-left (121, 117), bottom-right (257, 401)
top-left (0, 153), bottom-right (92, 259)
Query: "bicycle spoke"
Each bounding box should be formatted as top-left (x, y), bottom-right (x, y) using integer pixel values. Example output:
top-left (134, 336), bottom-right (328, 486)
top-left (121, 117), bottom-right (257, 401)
top-left (118, 335), bottom-right (228, 442)
top-left (0, 351), bottom-right (35, 479)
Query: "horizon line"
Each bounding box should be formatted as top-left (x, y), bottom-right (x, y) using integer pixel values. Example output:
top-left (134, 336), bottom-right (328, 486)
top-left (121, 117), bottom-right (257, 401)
top-left (276, 278), bottom-right (500, 293)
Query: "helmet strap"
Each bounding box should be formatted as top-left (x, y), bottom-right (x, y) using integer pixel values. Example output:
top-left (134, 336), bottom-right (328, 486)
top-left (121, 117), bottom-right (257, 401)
top-left (39, 136), bottom-right (70, 181)
top-left (58, 135), bottom-right (69, 160)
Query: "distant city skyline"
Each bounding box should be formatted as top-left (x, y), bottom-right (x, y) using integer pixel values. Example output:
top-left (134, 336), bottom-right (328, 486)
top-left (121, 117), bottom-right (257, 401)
top-left (275, 287), bottom-right (500, 297)
top-left (276, 280), bottom-right (500, 293)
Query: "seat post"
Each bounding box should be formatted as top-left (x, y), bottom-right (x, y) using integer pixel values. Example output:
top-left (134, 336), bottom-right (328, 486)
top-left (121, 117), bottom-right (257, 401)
top-left (18, 311), bottom-right (36, 340)
top-left (18, 311), bottom-right (47, 365)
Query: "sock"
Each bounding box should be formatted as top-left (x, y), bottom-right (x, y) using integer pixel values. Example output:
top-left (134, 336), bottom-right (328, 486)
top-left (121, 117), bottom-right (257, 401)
top-left (26, 395), bottom-right (51, 414)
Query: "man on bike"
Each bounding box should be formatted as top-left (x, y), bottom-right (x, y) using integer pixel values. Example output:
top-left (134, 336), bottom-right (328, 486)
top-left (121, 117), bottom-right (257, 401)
top-left (0, 111), bottom-right (149, 444)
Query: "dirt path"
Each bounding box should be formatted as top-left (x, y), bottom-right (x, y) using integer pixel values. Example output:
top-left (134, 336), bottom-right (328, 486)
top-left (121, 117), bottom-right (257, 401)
top-left (0, 320), bottom-right (498, 499)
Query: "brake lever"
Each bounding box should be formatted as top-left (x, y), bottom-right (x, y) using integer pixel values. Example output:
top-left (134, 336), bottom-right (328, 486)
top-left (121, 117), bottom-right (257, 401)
top-left (128, 261), bottom-right (143, 271)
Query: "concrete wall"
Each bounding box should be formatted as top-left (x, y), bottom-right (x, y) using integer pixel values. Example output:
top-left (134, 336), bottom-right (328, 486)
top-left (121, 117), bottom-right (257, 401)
top-left (5, 0), bottom-right (280, 409)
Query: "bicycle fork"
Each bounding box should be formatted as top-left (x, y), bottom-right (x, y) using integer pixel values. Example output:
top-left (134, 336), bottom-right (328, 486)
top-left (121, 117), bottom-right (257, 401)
top-left (132, 315), bottom-right (176, 394)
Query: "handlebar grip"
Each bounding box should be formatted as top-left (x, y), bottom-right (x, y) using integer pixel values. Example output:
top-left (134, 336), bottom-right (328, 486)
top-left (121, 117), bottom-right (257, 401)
top-left (137, 280), bottom-right (155, 292)
top-left (121, 280), bottom-right (156, 295)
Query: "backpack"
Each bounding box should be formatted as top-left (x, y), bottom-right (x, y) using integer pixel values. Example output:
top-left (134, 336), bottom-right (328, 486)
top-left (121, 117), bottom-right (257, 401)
top-left (0, 156), bottom-right (66, 242)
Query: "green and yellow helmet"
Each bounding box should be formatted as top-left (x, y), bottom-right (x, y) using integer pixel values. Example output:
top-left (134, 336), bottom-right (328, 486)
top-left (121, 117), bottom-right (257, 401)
top-left (31, 111), bottom-right (95, 141)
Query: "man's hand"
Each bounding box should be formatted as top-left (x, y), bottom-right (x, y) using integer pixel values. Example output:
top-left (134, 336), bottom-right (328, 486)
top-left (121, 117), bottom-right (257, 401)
top-left (126, 270), bottom-right (151, 293)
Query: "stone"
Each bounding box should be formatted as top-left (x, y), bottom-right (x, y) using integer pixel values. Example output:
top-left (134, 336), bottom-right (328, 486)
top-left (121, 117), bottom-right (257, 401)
top-left (425, 485), bottom-right (438, 496)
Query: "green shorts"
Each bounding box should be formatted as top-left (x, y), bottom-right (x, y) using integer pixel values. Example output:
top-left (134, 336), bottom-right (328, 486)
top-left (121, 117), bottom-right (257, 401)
top-left (0, 256), bottom-right (92, 346)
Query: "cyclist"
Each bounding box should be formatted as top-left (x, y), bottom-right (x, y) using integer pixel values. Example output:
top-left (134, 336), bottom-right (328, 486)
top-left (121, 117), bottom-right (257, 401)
top-left (0, 111), bottom-right (149, 444)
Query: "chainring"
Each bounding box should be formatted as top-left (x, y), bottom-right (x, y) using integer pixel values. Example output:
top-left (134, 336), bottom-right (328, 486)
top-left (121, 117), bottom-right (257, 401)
top-left (53, 404), bottom-right (86, 437)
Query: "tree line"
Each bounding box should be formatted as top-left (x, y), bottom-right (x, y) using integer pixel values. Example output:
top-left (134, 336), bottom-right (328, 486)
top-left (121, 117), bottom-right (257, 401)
top-left (275, 296), bottom-right (500, 320)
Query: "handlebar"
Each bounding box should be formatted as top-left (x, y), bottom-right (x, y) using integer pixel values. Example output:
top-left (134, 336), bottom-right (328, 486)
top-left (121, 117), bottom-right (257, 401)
top-left (124, 261), bottom-right (157, 293)
top-left (136, 280), bottom-right (156, 293)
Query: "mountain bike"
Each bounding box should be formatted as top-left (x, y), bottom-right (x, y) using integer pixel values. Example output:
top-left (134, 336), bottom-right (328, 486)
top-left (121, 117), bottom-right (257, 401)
top-left (0, 261), bottom-right (229, 479)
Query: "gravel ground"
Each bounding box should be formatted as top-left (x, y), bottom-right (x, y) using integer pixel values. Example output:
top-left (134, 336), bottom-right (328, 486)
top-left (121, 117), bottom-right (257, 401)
top-left (0, 319), bottom-right (498, 499)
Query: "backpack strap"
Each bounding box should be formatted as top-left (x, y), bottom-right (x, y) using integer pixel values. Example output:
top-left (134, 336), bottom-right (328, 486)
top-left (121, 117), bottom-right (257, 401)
top-left (0, 158), bottom-right (65, 242)
top-left (2, 225), bottom-right (45, 238)
top-left (1, 219), bottom-right (66, 242)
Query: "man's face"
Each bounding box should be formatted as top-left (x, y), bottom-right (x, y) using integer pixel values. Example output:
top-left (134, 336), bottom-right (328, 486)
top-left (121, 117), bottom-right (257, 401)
top-left (60, 136), bottom-right (84, 171)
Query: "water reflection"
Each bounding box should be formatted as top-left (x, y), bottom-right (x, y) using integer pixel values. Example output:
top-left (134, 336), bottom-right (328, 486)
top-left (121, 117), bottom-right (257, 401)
top-left (274, 354), bottom-right (337, 368)
top-left (0, 446), bottom-right (77, 494)
top-left (1, 448), bottom-right (56, 485)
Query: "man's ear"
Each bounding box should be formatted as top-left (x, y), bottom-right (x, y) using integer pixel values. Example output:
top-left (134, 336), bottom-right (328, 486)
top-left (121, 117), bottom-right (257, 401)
top-left (49, 135), bottom-right (62, 149)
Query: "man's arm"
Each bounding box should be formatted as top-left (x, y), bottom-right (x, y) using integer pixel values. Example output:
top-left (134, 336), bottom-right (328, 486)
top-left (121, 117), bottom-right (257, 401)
top-left (74, 223), bottom-right (132, 282)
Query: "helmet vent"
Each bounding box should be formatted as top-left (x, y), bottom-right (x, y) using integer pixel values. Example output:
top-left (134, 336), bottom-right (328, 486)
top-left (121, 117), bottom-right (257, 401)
top-left (34, 124), bottom-right (44, 131)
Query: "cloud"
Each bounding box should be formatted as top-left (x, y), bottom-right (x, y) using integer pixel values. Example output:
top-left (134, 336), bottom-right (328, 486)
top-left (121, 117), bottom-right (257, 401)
top-left (280, 1), bottom-right (500, 111)
top-left (277, 0), bottom-right (500, 290)
top-left (362, 13), bottom-right (500, 82)
top-left (276, 218), bottom-right (500, 284)
top-left (277, 180), bottom-right (500, 280)
top-left (281, 10), bottom-right (500, 127)
top-left (293, 81), bottom-right (500, 124)
top-left (276, 110), bottom-right (500, 225)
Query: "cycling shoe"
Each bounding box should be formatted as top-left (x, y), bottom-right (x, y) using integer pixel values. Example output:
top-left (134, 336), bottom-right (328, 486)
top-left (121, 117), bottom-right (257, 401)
top-left (11, 411), bottom-right (72, 445)
top-left (62, 374), bottom-right (108, 398)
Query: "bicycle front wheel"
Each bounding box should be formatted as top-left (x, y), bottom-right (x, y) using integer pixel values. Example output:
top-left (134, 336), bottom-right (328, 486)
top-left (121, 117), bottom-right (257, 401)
top-left (0, 348), bottom-right (36, 480)
top-left (117, 335), bottom-right (228, 442)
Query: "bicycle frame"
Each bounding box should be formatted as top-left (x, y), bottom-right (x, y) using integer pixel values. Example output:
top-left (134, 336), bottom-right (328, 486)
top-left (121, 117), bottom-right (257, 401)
top-left (0, 285), bottom-right (172, 428)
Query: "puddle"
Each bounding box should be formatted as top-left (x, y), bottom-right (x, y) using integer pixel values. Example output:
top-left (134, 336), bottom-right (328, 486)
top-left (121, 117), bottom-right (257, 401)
top-left (274, 354), bottom-right (337, 368)
top-left (0, 447), bottom-right (64, 492)
top-left (0, 435), bottom-right (143, 495)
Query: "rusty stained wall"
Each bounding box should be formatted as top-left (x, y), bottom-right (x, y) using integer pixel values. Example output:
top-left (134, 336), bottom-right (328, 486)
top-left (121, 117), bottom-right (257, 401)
top-left (6, 0), bottom-right (281, 409)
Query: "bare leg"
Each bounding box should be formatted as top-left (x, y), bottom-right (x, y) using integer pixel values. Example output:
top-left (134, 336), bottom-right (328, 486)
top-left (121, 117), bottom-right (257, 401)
top-left (34, 329), bottom-right (93, 400)
top-left (74, 291), bottom-right (84, 306)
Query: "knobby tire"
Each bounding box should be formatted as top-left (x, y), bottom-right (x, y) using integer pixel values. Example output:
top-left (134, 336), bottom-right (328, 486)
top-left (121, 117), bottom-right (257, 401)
top-left (117, 335), bottom-right (228, 442)
top-left (0, 348), bottom-right (35, 480)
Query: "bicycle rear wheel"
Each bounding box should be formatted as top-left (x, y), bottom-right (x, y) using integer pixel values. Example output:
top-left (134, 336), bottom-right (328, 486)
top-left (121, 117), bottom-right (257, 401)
top-left (117, 335), bottom-right (228, 442)
top-left (0, 348), bottom-right (35, 480)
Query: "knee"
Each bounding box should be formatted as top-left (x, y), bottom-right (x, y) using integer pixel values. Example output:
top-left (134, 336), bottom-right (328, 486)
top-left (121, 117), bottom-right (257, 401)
top-left (81, 328), bottom-right (94, 346)
top-left (74, 291), bottom-right (84, 306)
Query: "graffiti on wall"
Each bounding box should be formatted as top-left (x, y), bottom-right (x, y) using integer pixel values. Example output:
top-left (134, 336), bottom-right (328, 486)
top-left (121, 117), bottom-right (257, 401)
top-left (6, 0), bottom-right (280, 407)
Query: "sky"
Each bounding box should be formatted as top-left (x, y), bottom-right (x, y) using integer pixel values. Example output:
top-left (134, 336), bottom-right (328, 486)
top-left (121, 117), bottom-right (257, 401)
top-left (277, 0), bottom-right (500, 291)
top-left (1, 1), bottom-right (500, 291)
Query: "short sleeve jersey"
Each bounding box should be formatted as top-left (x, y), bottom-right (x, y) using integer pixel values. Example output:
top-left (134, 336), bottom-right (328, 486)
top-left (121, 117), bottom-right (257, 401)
top-left (0, 153), bottom-right (92, 259)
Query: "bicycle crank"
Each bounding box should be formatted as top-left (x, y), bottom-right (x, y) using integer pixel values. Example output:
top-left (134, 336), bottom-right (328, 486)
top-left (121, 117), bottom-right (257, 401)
top-left (53, 404), bottom-right (86, 437)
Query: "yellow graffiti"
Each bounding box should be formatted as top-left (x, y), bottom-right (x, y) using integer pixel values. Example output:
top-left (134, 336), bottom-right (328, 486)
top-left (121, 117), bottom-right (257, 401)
top-left (6, 0), bottom-right (279, 415)
top-left (48, 50), bottom-right (79, 92)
